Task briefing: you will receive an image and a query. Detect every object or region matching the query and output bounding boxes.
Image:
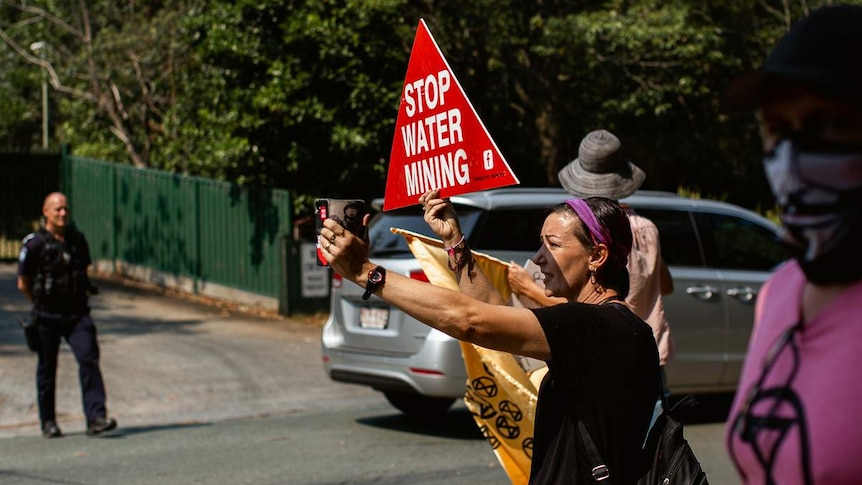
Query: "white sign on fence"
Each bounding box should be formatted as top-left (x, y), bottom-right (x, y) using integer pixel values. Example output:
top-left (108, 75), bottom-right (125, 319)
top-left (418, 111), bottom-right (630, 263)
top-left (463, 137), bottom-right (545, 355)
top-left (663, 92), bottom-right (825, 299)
top-left (301, 242), bottom-right (330, 298)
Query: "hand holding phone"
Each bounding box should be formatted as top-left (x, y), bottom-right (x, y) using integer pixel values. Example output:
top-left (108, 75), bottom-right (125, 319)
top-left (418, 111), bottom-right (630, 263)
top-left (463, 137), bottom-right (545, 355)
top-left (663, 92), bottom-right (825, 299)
top-left (314, 198), bottom-right (367, 266)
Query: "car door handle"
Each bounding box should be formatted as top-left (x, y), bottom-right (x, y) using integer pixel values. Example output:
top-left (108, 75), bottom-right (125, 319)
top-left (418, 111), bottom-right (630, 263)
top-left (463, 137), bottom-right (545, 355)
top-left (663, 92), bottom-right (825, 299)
top-left (686, 285), bottom-right (719, 301)
top-left (727, 286), bottom-right (757, 303)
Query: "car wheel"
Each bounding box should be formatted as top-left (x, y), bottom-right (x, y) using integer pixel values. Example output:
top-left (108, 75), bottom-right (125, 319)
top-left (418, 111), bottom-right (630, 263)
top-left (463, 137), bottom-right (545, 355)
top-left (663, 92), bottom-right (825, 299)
top-left (383, 391), bottom-right (456, 417)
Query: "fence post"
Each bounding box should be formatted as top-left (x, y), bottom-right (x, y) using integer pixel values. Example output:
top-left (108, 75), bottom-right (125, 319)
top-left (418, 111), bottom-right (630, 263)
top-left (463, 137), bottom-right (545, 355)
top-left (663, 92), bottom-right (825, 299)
top-left (279, 235), bottom-right (293, 315)
top-left (111, 160), bottom-right (118, 273)
top-left (61, 145), bottom-right (70, 200)
top-left (193, 180), bottom-right (201, 295)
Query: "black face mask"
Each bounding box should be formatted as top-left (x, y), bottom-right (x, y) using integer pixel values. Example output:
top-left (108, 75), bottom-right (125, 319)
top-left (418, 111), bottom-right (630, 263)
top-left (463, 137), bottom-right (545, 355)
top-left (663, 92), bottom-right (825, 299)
top-left (763, 140), bottom-right (862, 285)
top-left (790, 209), bottom-right (862, 284)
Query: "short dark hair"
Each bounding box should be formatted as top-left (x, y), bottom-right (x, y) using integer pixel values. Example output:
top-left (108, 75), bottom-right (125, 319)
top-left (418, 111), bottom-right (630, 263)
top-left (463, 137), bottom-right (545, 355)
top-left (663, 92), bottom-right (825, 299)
top-left (344, 202), bottom-right (362, 218)
top-left (551, 197), bottom-right (632, 297)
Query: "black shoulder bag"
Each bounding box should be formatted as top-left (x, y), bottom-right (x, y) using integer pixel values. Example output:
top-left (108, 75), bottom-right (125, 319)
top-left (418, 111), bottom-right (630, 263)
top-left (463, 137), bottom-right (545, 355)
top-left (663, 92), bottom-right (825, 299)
top-left (577, 305), bottom-right (708, 484)
top-left (635, 393), bottom-right (709, 485)
top-left (577, 386), bottom-right (708, 485)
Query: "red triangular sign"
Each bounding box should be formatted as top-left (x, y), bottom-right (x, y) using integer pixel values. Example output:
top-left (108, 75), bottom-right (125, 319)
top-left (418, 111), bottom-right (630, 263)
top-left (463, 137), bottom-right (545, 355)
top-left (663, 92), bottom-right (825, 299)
top-left (383, 19), bottom-right (519, 211)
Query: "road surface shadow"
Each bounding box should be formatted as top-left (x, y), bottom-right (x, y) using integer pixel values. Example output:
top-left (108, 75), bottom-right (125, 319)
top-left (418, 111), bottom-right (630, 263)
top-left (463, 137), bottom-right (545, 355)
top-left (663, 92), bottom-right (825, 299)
top-left (359, 392), bottom-right (735, 441)
top-left (357, 406), bottom-right (485, 441)
top-left (79, 421), bottom-right (213, 439)
top-left (0, 470), bottom-right (84, 485)
top-left (0, 314), bottom-right (207, 348)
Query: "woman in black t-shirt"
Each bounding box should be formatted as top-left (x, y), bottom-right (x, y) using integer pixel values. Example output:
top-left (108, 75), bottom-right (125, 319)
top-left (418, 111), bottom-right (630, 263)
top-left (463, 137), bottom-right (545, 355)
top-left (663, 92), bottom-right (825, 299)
top-left (320, 190), bottom-right (660, 484)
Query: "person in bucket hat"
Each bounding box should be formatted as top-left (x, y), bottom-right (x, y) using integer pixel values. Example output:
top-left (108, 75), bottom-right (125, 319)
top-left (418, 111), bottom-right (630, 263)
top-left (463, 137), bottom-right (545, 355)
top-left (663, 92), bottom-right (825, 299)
top-left (722, 5), bottom-right (862, 483)
top-left (557, 129), bottom-right (646, 200)
top-left (509, 130), bottom-right (674, 424)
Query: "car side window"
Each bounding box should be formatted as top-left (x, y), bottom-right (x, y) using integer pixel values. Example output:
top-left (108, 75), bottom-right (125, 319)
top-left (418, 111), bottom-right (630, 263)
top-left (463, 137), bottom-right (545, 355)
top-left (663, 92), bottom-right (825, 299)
top-left (472, 209), bottom-right (548, 252)
top-left (633, 208), bottom-right (704, 267)
top-left (695, 212), bottom-right (789, 271)
top-left (368, 206), bottom-right (482, 258)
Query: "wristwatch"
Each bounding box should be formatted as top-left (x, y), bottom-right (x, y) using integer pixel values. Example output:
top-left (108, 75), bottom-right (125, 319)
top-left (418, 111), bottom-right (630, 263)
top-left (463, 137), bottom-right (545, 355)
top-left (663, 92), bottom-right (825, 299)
top-left (362, 266), bottom-right (386, 301)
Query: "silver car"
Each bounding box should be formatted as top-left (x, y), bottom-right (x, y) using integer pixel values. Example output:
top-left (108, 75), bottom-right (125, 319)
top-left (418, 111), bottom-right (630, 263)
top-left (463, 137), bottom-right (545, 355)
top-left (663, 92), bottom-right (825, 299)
top-left (321, 188), bottom-right (789, 416)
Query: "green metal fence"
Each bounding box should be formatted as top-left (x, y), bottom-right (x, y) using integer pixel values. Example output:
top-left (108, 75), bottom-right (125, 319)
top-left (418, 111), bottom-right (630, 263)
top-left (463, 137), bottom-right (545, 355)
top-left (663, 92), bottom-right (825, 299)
top-left (1, 151), bottom-right (329, 314)
top-left (66, 155), bottom-right (294, 306)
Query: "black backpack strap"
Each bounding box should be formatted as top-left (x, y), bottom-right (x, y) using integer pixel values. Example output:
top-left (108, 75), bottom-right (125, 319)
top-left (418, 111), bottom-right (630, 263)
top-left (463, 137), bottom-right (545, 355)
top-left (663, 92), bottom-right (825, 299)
top-left (577, 420), bottom-right (611, 482)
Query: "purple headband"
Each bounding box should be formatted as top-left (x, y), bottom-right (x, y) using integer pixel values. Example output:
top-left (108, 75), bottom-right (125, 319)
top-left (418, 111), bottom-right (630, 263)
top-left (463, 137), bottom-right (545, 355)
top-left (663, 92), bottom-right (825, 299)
top-left (565, 198), bottom-right (610, 246)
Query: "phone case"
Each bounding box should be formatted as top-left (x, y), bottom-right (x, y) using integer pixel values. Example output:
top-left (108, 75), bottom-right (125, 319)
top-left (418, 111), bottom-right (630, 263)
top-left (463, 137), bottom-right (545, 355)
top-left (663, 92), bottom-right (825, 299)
top-left (314, 198), bottom-right (367, 266)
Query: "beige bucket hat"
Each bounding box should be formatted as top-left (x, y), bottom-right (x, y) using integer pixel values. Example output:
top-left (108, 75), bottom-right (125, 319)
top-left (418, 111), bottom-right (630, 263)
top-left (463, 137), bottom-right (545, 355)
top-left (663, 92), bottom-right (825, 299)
top-left (557, 129), bottom-right (645, 200)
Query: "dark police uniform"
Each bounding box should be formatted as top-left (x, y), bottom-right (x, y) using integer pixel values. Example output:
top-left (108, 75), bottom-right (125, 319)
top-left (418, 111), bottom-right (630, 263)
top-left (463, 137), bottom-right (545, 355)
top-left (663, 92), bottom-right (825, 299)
top-left (18, 225), bottom-right (110, 428)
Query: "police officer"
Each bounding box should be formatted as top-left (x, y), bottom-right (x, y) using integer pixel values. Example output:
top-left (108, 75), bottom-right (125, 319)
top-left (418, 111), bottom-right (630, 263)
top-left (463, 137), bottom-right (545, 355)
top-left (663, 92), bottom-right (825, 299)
top-left (17, 192), bottom-right (117, 438)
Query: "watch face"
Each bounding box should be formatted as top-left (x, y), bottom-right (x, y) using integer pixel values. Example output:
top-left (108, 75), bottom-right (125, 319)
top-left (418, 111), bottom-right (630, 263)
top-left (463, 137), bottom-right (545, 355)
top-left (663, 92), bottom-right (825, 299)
top-left (369, 271), bottom-right (383, 284)
top-left (363, 267), bottom-right (384, 301)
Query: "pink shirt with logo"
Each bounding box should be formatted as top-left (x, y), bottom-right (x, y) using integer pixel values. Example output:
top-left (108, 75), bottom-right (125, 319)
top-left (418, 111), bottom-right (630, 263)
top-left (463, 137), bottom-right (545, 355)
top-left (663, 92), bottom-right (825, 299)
top-left (726, 260), bottom-right (862, 484)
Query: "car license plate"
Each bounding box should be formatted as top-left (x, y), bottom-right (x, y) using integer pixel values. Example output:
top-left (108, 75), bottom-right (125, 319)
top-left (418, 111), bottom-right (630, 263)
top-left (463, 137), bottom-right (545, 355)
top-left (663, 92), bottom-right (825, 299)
top-left (359, 307), bottom-right (389, 329)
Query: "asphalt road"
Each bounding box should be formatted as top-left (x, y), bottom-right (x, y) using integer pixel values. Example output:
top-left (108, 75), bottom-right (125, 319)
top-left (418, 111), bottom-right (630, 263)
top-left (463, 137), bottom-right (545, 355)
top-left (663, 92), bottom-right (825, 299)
top-left (0, 262), bottom-right (739, 483)
top-left (0, 403), bottom-right (515, 485)
top-left (0, 262), bottom-right (380, 438)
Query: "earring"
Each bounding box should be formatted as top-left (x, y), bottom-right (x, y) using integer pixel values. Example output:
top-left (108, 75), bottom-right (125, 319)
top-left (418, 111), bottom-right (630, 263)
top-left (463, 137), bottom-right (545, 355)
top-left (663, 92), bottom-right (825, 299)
top-left (590, 268), bottom-right (605, 293)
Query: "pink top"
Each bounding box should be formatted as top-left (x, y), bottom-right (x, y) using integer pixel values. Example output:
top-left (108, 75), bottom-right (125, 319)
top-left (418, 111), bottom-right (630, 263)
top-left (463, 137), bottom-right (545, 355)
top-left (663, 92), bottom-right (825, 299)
top-left (726, 260), bottom-right (862, 484)
top-left (625, 209), bottom-right (674, 365)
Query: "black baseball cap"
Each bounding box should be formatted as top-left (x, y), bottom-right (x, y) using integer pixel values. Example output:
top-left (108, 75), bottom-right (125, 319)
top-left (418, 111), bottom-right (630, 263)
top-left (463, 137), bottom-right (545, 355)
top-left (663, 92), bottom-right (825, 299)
top-left (721, 5), bottom-right (862, 115)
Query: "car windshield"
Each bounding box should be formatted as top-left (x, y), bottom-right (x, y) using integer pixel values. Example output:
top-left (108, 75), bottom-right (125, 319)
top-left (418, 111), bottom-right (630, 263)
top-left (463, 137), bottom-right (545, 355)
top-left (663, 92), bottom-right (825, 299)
top-left (368, 205), bottom-right (483, 258)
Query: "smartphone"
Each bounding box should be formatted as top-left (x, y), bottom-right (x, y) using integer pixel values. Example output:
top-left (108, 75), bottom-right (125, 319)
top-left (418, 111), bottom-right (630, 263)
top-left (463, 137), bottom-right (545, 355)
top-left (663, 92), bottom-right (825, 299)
top-left (314, 198), bottom-right (367, 266)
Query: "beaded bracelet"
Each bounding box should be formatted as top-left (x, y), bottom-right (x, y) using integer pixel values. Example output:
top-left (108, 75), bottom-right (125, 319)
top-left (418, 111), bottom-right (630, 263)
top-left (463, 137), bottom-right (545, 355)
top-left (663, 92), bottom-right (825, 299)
top-left (443, 234), bottom-right (466, 256)
top-left (446, 242), bottom-right (475, 279)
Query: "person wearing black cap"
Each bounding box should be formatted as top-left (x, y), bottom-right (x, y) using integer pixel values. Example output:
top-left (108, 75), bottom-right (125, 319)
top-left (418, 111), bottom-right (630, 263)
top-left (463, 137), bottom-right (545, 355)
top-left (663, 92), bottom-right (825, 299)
top-left (722, 5), bottom-right (862, 483)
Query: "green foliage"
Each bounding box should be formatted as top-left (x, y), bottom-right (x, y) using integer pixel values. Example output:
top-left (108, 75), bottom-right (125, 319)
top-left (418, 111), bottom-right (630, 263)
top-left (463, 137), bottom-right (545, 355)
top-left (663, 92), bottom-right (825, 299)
top-left (168, 0), bottom-right (413, 213)
top-left (0, 48), bottom-right (42, 149)
top-left (0, 0), bottom-right (195, 164)
top-left (4, 0), bottom-right (861, 219)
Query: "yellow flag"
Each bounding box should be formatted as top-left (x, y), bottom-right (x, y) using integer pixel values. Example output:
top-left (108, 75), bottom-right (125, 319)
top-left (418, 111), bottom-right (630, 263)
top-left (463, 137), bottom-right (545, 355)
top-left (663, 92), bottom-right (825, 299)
top-left (393, 228), bottom-right (540, 485)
